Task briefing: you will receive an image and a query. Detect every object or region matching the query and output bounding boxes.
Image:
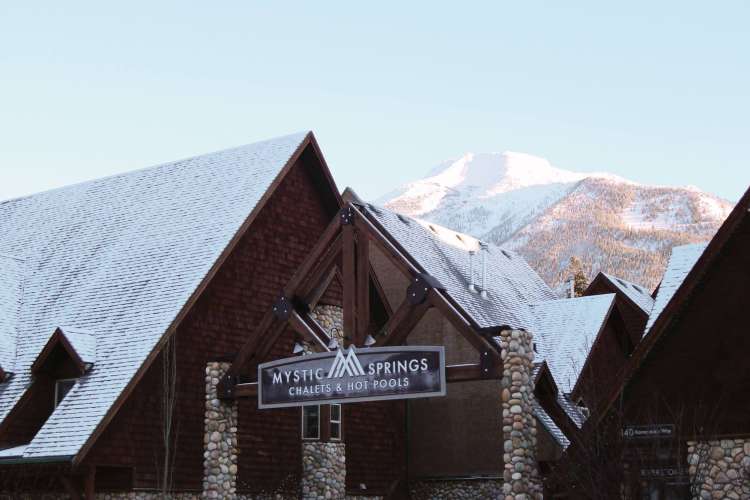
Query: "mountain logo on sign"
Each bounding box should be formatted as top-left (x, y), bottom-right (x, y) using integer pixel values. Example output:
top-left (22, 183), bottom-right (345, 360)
top-left (327, 347), bottom-right (366, 378)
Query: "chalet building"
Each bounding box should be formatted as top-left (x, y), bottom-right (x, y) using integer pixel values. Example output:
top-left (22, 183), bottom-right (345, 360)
top-left (551, 186), bottom-right (750, 499)
top-left (2, 130), bottom-right (739, 499)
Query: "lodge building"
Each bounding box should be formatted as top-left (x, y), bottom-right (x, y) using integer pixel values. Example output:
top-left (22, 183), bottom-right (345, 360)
top-left (0, 132), bottom-right (747, 499)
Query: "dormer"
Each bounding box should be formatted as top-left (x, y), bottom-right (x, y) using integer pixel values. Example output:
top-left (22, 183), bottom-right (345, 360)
top-left (31, 327), bottom-right (96, 377)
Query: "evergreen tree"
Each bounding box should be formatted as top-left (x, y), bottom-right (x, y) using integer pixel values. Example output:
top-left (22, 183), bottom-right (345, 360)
top-left (568, 256), bottom-right (589, 297)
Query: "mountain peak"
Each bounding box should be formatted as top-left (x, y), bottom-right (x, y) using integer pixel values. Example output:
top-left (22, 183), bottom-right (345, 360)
top-left (380, 149), bottom-right (733, 292)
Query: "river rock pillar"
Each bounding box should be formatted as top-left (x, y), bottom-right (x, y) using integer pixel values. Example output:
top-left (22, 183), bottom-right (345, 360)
top-left (301, 305), bottom-right (347, 499)
top-left (203, 361), bottom-right (239, 499)
top-left (687, 439), bottom-right (750, 499)
top-left (498, 329), bottom-right (542, 499)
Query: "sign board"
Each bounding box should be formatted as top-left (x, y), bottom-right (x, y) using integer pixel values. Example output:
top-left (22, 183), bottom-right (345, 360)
top-left (623, 424), bottom-right (675, 440)
top-left (258, 346), bottom-right (446, 409)
top-left (639, 467), bottom-right (686, 478)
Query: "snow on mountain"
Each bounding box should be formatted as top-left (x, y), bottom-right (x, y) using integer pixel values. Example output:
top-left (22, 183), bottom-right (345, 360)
top-left (380, 151), bottom-right (733, 291)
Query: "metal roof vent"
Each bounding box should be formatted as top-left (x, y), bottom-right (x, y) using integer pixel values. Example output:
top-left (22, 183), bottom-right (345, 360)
top-left (479, 242), bottom-right (489, 299)
top-left (468, 250), bottom-right (478, 293)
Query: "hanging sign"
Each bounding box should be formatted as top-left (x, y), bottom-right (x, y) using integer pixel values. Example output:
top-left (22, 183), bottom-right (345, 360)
top-left (258, 346), bottom-right (446, 409)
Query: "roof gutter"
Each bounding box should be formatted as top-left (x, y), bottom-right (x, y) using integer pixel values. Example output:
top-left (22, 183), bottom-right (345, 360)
top-left (0, 454), bottom-right (74, 465)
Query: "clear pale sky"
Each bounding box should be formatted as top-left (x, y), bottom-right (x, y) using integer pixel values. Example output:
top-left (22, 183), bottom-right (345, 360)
top-left (1, 2), bottom-right (748, 202)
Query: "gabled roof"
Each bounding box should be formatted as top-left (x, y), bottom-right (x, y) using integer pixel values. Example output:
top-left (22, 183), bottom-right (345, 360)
top-left (528, 294), bottom-right (616, 394)
top-left (597, 273), bottom-right (654, 315)
top-left (593, 186), bottom-right (749, 424)
top-left (643, 243), bottom-right (707, 335)
top-left (534, 401), bottom-right (570, 449)
top-left (31, 327), bottom-right (97, 375)
top-left (0, 131), bottom-right (327, 462)
top-left (362, 204), bottom-right (556, 329)
top-left (0, 254), bottom-right (23, 378)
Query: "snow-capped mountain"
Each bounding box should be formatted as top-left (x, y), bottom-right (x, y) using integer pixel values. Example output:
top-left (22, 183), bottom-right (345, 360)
top-left (379, 151), bottom-right (733, 291)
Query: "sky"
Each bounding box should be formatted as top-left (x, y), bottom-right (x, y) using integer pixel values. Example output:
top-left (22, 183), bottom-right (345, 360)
top-left (1, 2), bottom-right (748, 202)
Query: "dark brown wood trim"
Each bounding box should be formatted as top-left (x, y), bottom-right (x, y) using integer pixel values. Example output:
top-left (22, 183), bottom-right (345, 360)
top-left (283, 211), bottom-right (344, 297)
top-left (320, 404), bottom-right (331, 442)
top-left (306, 266), bottom-right (338, 310)
top-left (299, 234), bottom-right (343, 304)
top-left (428, 291), bottom-right (502, 362)
top-left (383, 299), bottom-right (432, 347)
top-left (233, 382), bottom-right (258, 398)
top-left (352, 208), bottom-right (420, 278)
top-left (446, 363), bottom-right (501, 382)
top-left (289, 310), bottom-right (329, 352)
top-left (84, 466), bottom-right (95, 500)
top-left (31, 328), bottom-right (86, 376)
top-left (369, 262), bottom-right (393, 317)
top-left (374, 298), bottom-right (414, 346)
top-left (355, 229), bottom-right (370, 346)
top-left (228, 310), bottom-right (279, 377)
top-left (342, 224), bottom-right (356, 346)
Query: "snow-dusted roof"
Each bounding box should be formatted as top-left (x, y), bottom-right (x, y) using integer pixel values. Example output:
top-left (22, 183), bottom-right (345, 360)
top-left (533, 400), bottom-right (570, 449)
top-left (645, 243), bottom-right (707, 335)
top-left (363, 204), bottom-right (556, 329)
top-left (59, 328), bottom-right (97, 365)
top-left (529, 294), bottom-right (616, 394)
top-left (0, 131), bottom-right (310, 461)
top-left (600, 273), bottom-right (654, 315)
top-left (0, 254), bottom-right (23, 376)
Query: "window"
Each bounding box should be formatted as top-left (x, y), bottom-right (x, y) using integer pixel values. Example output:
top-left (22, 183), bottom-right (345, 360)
top-left (302, 405), bottom-right (320, 440)
top-left (54, 378), bottom-right (77, 408)
top-left (330, 404), bottom-right (342, 441)
top-left (301, 404), bottom-right (343, 441)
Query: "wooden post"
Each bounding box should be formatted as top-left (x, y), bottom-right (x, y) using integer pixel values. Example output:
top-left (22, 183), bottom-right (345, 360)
top-left (84, 466), bottom-right (95, 500)
top-left (355, 230), bottom-right (370, 346)
top-left (342, 224), bottom-right (356, 346)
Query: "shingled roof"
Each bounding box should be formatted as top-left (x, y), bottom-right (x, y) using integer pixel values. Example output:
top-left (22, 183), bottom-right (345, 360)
top-left (0, 254), bottom-right (24, 378)
top-left (644, 243), bottom-right (707, 335)
top-left (362, 203), bottom-right (557, 330)
top-left (599, 273), bottom-right (654, 315)
top-left (0, 131), bottom-right (315, 462)
top-left (528, 294), bottom-right (616, 394)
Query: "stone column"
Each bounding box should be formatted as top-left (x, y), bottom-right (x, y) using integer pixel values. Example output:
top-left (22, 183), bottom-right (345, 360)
top-left (687, 439), bottom-right (750, 499)
top-left (203, 362), bottom-right (239, 499)
top-left (301, 305), bottom-right (347, 499)
top-left (301, 442), bottom-right (347, 499)
top-left (498, 329), bottom-right (542, 500)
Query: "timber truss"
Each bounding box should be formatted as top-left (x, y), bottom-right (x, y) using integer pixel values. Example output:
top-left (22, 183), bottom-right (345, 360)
top-left (220, 202), bottom-right (505, 399)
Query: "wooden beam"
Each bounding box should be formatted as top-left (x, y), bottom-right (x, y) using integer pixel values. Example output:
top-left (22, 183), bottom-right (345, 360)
top-left (234, 382), bottom-right (258, 398)
top-left (446, 363), bottom-right (501, 382)
top-left (298, 233), bottom-right (343, 302)
top-left (351, 205), bottom-right (420, 278)
top-left (282, 210), bottom-right (343, 297)
top-left (429, 291), bottom-right (502, 362)
top-left (342, 224), bottom-right (356, 345)
top-left (384, 299), bottom-right (432, 346)
top-left (84, 466), bottom-right (95, 500)
top-left (305, 266), bottom-right (338, 310)
top-left (375, 298), bottom-right (414, 346)
top-left (289, 310), bottom-right (330, 351)
top-left (228, 310), bottom-right (278, 376)
top-left (355, 229), bottom-right (371, 346)
top-left (369, 262), bottom-right (394, 317)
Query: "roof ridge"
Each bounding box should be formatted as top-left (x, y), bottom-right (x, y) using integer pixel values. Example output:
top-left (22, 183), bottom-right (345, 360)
top-left (0, 131), bottom-right (311, 205)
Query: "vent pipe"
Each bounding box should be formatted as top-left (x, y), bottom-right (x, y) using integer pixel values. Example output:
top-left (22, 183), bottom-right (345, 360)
top-left (468, 250), bottom-right (477, 293)
top-left (479, 242), bottom-right (488, 299)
